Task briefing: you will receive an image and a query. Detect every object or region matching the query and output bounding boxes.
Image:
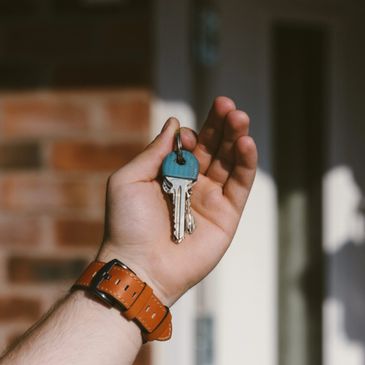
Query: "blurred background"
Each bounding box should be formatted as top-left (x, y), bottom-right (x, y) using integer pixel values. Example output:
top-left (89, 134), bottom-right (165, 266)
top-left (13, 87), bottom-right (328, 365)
top-left (0, 0), bottom-right (364, 365)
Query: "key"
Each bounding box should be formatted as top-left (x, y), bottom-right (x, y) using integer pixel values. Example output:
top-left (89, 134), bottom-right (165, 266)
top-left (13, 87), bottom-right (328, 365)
top-left (163, 176), bottom-right (191, 242)
top-left (162, 150), bottom-right (199, 242)
top-left (162, 149), bottom-right (199, 243)
top-left (185, 188), bottom-right (196, 234)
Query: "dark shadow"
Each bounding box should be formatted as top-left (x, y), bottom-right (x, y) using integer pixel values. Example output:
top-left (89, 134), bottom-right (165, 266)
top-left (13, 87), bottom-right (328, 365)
top-left (0, 0), bottom-right (152, 90)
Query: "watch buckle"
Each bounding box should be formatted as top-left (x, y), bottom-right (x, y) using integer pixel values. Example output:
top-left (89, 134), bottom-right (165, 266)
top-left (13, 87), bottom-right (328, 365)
top-left (89, 259), bottom-right (134, 306)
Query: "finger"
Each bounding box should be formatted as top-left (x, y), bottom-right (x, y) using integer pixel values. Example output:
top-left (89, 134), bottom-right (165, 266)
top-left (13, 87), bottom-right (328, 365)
top-left (114, 117), bottom-right (180, 183)
top-left (180, 127), bottom-right (198, 151)
top-left (206, 110), bottom-right (250, 185)
top-left (193, 96), bottom-right (236, 174)
top-left (223, 136), bottom-right (258, 212)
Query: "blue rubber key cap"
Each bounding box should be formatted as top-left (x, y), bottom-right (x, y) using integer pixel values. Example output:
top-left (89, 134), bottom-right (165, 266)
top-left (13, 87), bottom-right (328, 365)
top-left (162, 148), bottom-right (199, 243)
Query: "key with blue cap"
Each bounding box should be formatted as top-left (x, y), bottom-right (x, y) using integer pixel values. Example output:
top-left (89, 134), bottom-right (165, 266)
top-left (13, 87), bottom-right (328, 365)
top-left (162, 133), bottom-right (199, 243)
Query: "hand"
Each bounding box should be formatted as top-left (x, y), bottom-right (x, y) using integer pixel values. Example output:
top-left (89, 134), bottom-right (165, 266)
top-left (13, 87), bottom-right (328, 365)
top-left (97, 97), bottom-right (257, 306)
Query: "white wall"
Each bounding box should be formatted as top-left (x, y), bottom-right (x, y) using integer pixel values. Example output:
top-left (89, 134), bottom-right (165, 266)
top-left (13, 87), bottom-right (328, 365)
top-left (152, 0), bottom-right (365, 364)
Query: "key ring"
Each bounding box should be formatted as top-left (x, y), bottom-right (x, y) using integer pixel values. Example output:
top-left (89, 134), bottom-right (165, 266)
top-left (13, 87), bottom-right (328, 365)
top-left (175, 130), bottom-right (185, 165)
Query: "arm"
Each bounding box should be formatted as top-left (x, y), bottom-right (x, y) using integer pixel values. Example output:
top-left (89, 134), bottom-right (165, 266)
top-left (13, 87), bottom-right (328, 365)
top-left (0, 96), bottom-right (257, 365)
top-left (1, 292), bottom-right (142, 365)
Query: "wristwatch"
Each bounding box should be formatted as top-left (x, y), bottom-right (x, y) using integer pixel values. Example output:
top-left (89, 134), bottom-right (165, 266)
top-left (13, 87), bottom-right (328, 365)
top-left (71, 259), bottom-right (172, 342)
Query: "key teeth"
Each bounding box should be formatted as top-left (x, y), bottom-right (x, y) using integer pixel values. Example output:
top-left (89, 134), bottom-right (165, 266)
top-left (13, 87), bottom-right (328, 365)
top-left (173, 204), bottom-right (184, 243)
top-left (162, 179), bottom-right (172, 193)
top-left (163, 176), bottom-right (195, 244)
top-left (185, 213), bottom-right (196, 234)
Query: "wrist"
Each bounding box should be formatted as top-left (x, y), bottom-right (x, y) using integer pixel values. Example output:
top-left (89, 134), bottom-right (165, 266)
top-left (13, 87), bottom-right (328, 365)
top-left (97, 244), bottom-right (174, 307)
top-left (73, 257), bottom-right (173, 342)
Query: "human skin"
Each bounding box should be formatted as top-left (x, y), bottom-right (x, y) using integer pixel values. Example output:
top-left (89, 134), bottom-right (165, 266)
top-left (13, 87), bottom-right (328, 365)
top-left (0, 96), bottom-right (257, 365)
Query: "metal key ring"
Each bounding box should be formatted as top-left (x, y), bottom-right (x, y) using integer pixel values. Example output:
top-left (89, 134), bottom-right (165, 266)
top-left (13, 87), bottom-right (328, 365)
top-left (175, 130), bottom-right (185, 165)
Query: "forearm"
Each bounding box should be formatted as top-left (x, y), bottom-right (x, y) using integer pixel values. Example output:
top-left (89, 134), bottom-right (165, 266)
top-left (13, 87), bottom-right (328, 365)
top-left (0, 290), bottom-right (142, 365)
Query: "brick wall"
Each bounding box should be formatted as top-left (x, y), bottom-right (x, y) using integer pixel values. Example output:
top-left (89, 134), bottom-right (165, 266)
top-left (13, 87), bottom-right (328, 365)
top-left (0, 89), bottom-right (151, 362)
top-left (0, 0), bottom-right (153, 363)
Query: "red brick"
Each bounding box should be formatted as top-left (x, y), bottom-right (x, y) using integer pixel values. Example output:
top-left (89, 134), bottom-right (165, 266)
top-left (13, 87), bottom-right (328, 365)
top-left (0, 216), bottom-right (41, 246)
top-left (8, 256), bottom-right (88, 283)
top-left (0, 175), bottom-right (94, 213)
top-left (104, 94), bottom-right (150, 133)
top-left (0, 297), bottom-right (41, 321)
top-left (0, 142), bottom-right (41, 169)
top-left (95, 178), bottom-right (109, 210)
top-left (55, 219), bottom-right (104, 247)
top-left (2, 97), bottom-right (89, 138)
top-left (50, 141), bottom-right (144, 171)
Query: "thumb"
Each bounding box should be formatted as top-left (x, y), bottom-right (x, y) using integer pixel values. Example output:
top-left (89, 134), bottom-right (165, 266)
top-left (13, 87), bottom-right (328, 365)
top-left (115, 117), bottom-right (180, 183)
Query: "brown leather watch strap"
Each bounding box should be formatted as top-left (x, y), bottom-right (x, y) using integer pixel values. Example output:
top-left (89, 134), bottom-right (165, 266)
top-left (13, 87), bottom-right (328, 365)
top-left (71, 260), bottom-right (172, 342)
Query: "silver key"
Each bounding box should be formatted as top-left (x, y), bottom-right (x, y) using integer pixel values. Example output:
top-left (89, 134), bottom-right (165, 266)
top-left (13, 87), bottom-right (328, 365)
top-left (163, 176), bottom-right (193, 243)
top-left (185, 188), bottom-right (196, 234)
top-left (161, 131), bottom-right (199, 243)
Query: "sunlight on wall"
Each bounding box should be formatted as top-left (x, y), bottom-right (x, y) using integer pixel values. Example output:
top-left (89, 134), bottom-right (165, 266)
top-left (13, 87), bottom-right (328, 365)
top-left (215, 168), bottom-right (277, 365)
top-left (150, 99), bottom-right (196, 139)
top-left (323, 166), bottom-right (362, 254)
top-left (323, 166), bottom-right (364, 365)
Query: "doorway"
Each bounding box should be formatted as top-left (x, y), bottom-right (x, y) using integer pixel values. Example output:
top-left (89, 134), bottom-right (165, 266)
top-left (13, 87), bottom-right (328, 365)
top-left (273, 22), bottom-right (328, 365)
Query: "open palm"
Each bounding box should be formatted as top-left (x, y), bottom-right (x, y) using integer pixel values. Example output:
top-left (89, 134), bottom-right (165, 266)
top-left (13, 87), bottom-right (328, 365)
top-left (98, 97), bottom-right (257, 306)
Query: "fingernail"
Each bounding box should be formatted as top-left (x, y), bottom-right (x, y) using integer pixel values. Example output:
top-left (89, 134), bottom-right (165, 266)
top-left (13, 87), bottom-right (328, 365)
top-left (161, 118), bottom-right (172, 132)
